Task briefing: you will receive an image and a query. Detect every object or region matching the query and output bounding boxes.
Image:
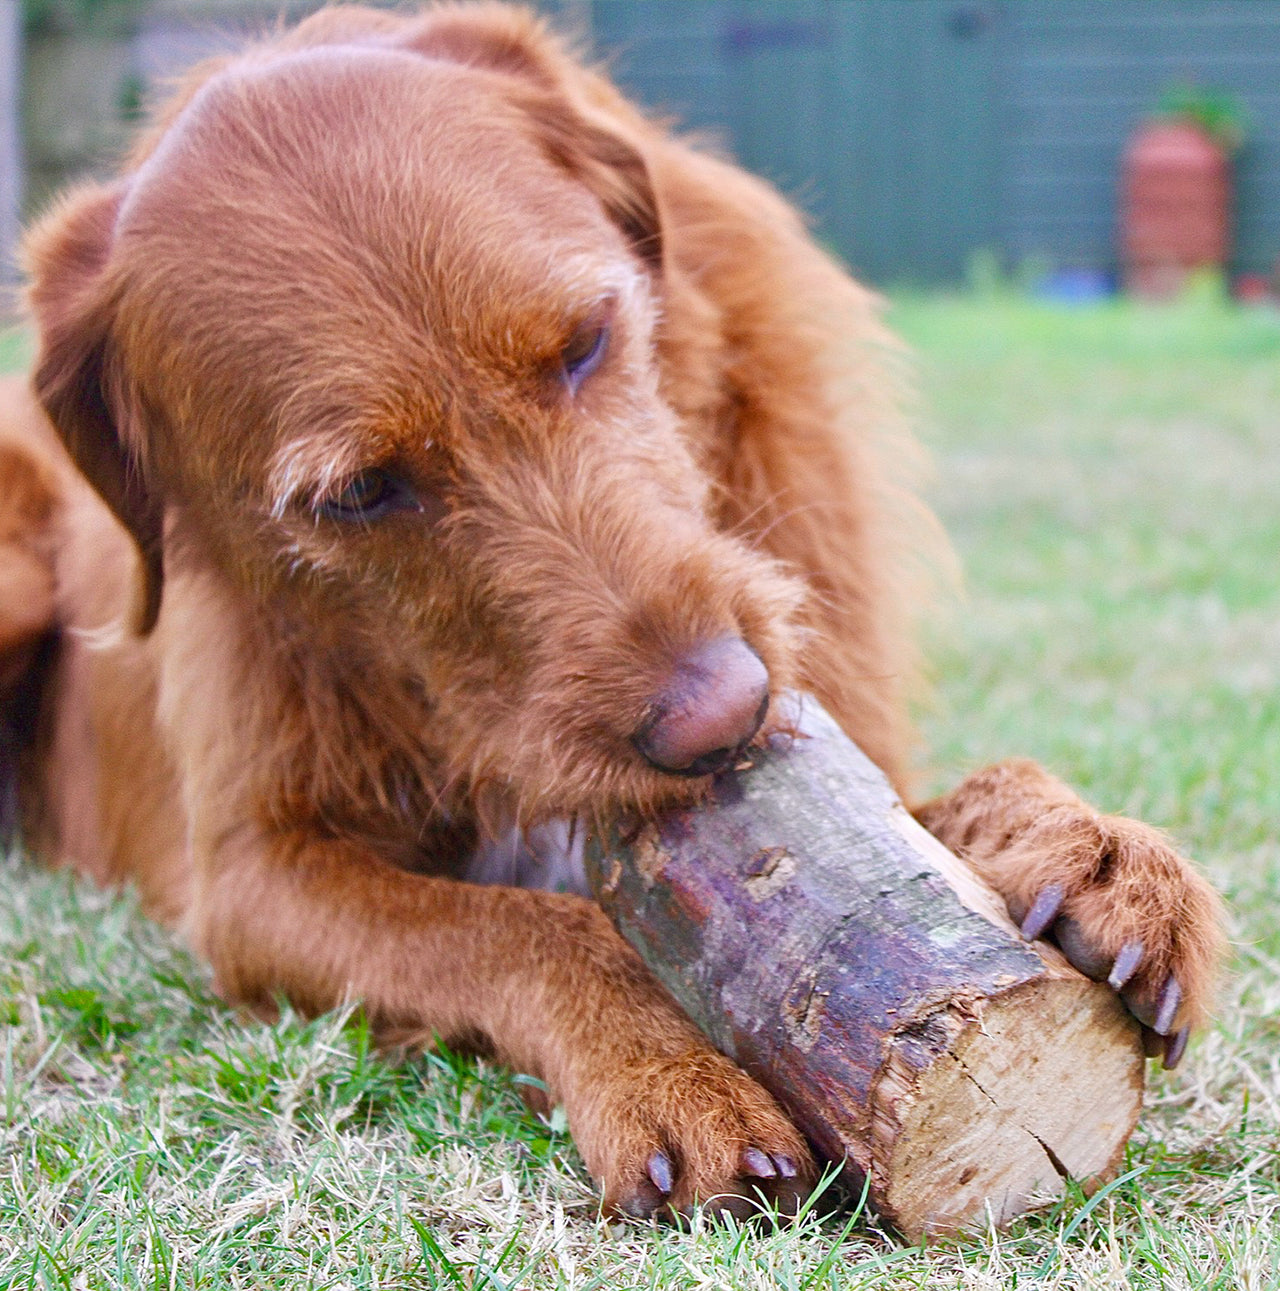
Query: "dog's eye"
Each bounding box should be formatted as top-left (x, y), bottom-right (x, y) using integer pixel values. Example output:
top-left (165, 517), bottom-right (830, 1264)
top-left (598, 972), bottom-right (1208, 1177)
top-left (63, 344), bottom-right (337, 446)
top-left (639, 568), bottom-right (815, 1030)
top-left (317, 468), bottom-right (407, 521)
top-left (561, 319), bottom-right (609, 393)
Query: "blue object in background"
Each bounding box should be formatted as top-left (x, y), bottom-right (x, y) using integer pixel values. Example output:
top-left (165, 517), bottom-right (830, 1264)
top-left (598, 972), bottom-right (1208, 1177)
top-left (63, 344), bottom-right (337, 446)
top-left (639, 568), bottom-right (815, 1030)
top-left (1033, 269), bottom-right (1117, 304)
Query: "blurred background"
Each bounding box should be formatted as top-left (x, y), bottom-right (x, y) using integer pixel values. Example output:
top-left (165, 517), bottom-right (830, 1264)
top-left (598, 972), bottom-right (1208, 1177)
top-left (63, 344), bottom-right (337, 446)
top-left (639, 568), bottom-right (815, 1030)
top-left (3, 0), bottom-right (1280, 296)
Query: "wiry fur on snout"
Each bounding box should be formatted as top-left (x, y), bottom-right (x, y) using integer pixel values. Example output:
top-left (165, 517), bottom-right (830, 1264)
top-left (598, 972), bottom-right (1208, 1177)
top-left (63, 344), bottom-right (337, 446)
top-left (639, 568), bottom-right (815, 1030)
top-left (0, 1), bottom-right (1223, 1221)
top-left (424, 445), bottom-right (805, 820)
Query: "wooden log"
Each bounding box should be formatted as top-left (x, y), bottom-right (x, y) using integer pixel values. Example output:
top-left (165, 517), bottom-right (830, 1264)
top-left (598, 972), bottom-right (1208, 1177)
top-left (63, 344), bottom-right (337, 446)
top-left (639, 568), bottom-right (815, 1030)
top-left (584, 696), bottom-right (1145, 1240)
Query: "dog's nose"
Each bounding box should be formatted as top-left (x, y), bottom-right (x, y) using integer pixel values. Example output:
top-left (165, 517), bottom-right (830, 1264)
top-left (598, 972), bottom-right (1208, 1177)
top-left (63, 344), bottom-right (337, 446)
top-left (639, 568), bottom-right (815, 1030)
top-left (633, 635), bottom-right (770, 777)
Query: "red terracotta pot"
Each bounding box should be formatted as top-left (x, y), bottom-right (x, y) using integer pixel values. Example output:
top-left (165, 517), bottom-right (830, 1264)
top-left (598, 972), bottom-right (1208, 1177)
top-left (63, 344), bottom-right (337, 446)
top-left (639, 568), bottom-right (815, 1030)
top-left (1120, 118), bottom-right (1231, 298)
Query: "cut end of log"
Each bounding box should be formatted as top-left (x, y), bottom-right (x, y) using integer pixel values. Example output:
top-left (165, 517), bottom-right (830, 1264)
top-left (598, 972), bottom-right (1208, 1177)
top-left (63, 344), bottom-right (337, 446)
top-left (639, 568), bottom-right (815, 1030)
top-left (870, 976), bottom-right (1144, 1239)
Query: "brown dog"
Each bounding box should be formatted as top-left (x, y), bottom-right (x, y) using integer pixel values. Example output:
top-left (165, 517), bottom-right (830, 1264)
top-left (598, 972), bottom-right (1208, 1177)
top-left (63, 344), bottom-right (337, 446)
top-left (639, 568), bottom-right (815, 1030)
top-left (0, 3), bottom-right (1222, 1220)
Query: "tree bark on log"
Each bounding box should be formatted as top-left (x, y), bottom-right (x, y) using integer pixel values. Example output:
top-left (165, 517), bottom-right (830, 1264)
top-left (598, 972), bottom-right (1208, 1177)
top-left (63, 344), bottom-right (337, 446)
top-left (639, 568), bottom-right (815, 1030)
top-left (584, 697), bottom-right (1145, 1240)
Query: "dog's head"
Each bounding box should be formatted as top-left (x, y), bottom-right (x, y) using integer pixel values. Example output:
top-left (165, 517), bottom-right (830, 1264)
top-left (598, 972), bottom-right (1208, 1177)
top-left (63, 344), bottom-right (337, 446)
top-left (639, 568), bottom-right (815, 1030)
top-left (25, 9), bottom-right (805, 822)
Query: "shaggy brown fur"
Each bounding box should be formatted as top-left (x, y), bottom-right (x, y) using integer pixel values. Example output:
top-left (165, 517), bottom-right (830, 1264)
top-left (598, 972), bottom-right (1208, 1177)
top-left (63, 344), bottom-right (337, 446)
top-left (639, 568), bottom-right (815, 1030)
top-left (0, 3), bottom-right (1223, 1219)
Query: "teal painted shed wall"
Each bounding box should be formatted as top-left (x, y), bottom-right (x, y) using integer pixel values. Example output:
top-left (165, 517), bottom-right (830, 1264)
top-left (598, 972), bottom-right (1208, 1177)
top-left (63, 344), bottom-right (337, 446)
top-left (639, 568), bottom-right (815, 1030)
top-left (585, 0), bottom-right (1280, 286)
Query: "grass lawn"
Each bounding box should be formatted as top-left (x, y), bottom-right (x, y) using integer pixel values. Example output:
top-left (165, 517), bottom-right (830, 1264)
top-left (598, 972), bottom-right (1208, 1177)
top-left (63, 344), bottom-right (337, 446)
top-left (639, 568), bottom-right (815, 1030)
top-left (2, 295), bottom-right (1279, 1288)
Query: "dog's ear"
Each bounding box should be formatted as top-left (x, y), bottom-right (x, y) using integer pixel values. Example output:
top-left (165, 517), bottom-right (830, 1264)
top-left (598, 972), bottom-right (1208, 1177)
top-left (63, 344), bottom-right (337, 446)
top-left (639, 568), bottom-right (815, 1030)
top-left (395, 3), bottom-right (569, 89)
top-left (395, 7), bottom-right (664, 272)
top-left (25, 183), bottom-right (164, 634)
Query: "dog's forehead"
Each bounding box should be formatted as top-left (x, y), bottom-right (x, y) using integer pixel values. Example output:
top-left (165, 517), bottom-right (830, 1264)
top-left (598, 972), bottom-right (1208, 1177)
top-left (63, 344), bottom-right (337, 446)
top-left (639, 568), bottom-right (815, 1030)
top-left (128, 46), bottom-right (614, 252)
top-left (113, 47), bottom-right (639, 442)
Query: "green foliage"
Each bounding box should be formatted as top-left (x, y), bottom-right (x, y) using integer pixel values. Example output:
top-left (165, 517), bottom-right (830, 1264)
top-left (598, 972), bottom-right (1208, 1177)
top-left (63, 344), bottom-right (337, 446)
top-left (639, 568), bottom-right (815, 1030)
top-left (22, 0), bottom-right (145, 38)
top-left (1156, 81), bottom-right (1250, 154)
top-left (962, 247), bottom-right (1052, 299)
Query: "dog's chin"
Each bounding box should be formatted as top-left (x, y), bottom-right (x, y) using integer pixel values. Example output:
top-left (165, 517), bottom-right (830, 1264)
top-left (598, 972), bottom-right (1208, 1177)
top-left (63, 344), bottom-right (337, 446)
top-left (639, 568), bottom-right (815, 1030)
top-left (466, 758), bottom-right (706, 833)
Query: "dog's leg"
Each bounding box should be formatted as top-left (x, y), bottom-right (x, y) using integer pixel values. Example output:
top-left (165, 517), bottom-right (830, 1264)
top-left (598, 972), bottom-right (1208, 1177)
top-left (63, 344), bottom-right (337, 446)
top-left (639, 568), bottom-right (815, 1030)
top-left (915, 761), bottom-right (1223, 1065)
top-left (193, 833), bottom-right (814, 1218)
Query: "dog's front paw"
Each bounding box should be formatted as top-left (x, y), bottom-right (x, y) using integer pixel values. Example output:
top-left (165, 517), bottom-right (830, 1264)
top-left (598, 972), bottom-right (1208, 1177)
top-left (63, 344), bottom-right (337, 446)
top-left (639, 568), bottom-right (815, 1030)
top-left (568, 1048), bottom-right (815, 1222)
top-left (992, 809), bottom-right (1224, 1067)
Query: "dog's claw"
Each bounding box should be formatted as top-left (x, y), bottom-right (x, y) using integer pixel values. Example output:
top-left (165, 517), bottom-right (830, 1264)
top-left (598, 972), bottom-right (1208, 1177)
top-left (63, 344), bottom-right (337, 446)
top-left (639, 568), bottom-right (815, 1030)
top-left (741, 1146), bottom-right (777, 1179)
top-left (773, 1153), bottom-right (799, 1180)
top-left (1153, 975), bottom-right (1182, 1035)
top-left (1052, 915), bottom-right (1111, 979)
top-left (1019, 883), bottom-right (1065, 941)
top-left (646, 1149), bottom-right (675, 1196)
top-left (1108, 940), bottom-right (1144, 991)
top-left (1162, 1025), bottom-right (1190, 1070)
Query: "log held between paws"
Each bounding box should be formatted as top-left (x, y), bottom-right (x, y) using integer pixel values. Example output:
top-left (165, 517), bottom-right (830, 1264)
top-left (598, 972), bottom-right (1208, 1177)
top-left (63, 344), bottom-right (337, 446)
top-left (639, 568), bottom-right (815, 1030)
top-left (585, 697), bottom-right (1144, 1240)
